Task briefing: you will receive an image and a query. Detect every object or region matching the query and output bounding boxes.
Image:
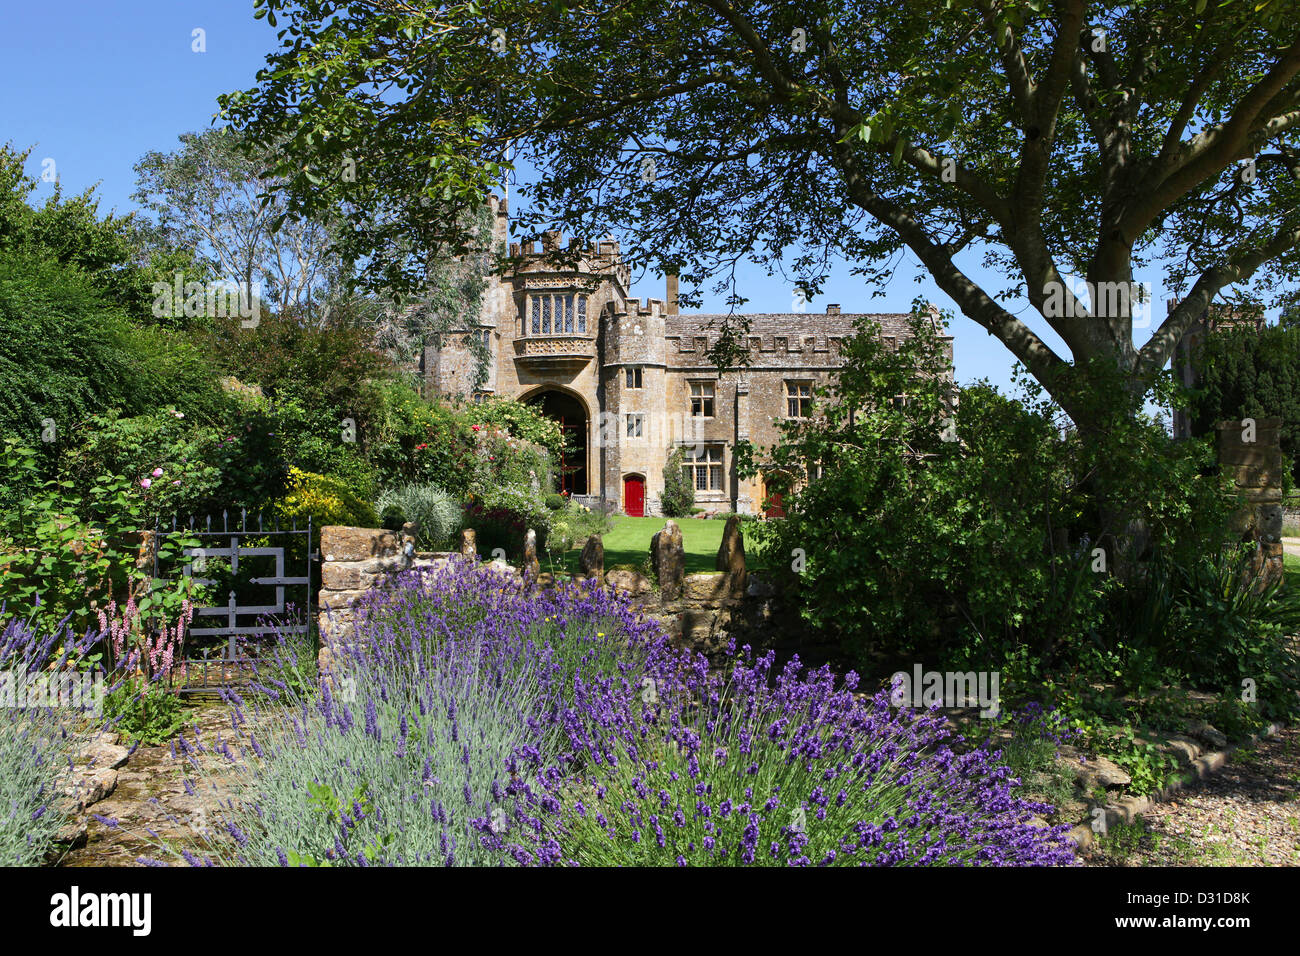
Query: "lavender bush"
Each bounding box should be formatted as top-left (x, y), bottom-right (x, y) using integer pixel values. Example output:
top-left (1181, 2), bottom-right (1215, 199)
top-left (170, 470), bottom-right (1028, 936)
top-left (0, 614), bottom-right (98, 865)
top-left (484, 649), bottom-right (1079, 866)
top-left (173, 561), bottom-right (1076, 867)
top-left (186, 560), bottom-right (665, 865)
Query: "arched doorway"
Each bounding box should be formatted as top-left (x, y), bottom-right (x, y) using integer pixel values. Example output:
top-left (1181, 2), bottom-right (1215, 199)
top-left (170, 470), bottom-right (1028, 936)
top-left (623, 474), bottom-right (645, 517)
top-left (524, 389), bottom-right (588, 495)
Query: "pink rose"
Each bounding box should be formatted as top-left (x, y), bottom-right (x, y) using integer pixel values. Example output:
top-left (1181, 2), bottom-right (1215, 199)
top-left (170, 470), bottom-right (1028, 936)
top-left (140, 478), bottom-right (152, 489)
top-left (151, 467), bottom-right (164, 478)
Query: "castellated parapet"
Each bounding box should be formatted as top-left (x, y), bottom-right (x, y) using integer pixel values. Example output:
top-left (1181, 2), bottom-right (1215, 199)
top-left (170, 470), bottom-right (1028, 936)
top-left (424, 197), bottom-right (953, 517)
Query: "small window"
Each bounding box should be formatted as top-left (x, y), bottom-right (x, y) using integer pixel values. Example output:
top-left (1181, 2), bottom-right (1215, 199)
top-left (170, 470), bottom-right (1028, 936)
top-left (689, 381), bottom-right (715, 418)
top-left (625, 367), bottom-right (643, 389)
top-left (477, 328), bottom-right (492, 350)
top-left (786, 381), bottom-right (813, 419)
top-left (531, 297), bottom-right (540, 335)
top-left (472, 390), bottom-right (490, 404)
top-left (577, 296), bottom-right (587, 333)
top-left (564, 295), bottom-right (574, 334)
top-left (681, 444), bottom-right (725, 492)
top-left (542, 296), bottom-right (552, 334)
top-left (626, 413), bottom-right (644, 438)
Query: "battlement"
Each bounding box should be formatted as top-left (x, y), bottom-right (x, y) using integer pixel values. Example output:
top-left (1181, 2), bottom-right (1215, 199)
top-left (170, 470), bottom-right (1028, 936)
top-left (612, 296), bottom-right (668, 319)
top-left (508, 235), bottom-right (624, 261)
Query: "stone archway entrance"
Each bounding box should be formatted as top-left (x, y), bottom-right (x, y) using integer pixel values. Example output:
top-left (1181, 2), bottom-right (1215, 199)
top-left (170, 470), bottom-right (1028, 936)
top-left (524, 390), bottom-right (588, 495)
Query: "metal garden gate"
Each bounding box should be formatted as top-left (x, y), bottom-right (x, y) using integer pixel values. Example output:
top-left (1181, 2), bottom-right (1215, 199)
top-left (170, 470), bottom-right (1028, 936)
top-left (152, 510), bottom-right (315, 694)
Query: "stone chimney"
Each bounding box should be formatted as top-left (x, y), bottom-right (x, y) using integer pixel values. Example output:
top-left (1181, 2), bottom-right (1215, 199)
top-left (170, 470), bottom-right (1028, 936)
top-left (825, 303), bottom-right (840, 315)
top-left (667, 272), bottom-right (679, 315)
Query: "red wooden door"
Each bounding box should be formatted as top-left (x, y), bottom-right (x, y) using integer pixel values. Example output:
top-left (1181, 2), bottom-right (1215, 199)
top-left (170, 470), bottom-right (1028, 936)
top-left (764, 491), bottom-right (785, 518)
top-left (624, 475), bottom-right (645, 517)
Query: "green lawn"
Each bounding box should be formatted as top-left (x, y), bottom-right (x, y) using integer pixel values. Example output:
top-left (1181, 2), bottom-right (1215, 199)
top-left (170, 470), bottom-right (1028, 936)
top-left (1285, 551), bottom-right (1299, 589)
top-left (546, 515), bottom-right (736, 575)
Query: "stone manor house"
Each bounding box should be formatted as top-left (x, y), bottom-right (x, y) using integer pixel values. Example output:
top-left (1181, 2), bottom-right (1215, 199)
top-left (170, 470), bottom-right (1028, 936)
top-left (423, 196), bottom-right (954, 516)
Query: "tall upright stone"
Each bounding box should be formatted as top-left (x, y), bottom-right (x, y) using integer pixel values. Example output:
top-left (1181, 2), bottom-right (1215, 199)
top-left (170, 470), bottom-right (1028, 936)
top-left (1218, 416), bottom-right (1285, 587)
top-left (460, 528), bottom-right (477, 558)
top-left (580, 533), bottom-right (604, 582)
top-left (523, 528), bottom-right (541, 583)
top-left (651, 519), bottom-right (686, 602)
top-left (715, 514), bottom-right (747, 597)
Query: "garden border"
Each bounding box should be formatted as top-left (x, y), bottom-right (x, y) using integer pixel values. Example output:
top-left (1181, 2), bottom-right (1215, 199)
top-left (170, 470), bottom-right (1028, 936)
top-left (1067, 721), bottom-right (1287, 853)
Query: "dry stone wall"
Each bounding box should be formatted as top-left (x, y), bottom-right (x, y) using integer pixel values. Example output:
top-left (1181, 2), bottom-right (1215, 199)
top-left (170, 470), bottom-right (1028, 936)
top-left (315, 517), bottom-right (792, 673)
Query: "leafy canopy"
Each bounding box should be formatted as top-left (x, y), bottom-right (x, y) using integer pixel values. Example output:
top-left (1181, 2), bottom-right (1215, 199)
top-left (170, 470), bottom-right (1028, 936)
top-left (221, 0), bottom-right (1300, 426)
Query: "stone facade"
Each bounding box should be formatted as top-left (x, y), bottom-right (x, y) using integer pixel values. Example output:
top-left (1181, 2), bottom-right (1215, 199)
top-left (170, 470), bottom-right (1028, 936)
top-left (424, 196), bottom-right (955, 516)
top-left (1217, 416), bottom-right (1286, 586)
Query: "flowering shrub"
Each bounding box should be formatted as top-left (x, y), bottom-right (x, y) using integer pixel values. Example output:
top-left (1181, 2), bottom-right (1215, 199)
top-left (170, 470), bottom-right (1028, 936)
top-left (273, 467), bottom-right (379, 547)
top-left (485, 648), bottom-right (1078, 866)
top-left (97, 596), bottom-right (192, 745)
top-left (164, 562), bottom-right (1076, 867)
top-left (0, 440), bottom-right (202, 636)
top-left (465, 482), bottom-right (553, 559)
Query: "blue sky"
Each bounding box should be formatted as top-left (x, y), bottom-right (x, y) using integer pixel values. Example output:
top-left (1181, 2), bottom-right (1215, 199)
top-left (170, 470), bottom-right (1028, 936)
top-left (0, 2), bottom-right (1265, 400)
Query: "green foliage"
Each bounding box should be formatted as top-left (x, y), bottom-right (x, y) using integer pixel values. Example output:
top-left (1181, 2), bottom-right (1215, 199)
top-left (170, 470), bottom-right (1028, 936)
top-left (375, 483), bottom-right (462, 550)
top-left (0, 253), bottom-right (221, 448)
top-left (219, 3), bottom-right (1300, 438)
top-left (545, 500), bottom-right (612, 558)
top-left (1200, 696), bottom-right (1270, 743)
top-left (459, 395), bottom-right (564, 458)
top-left (0, 440), bottom-right (200, 636)
top-left (60, 410), bottom-right (227, 521)
top-left (285, 783), bottom-right (395, 867)
top-left (1070, 718), bottom-right (1181, 797)
top-left (104, 678), bottom-right (188, 746)
top-left (466, 483), bottom-right (553, 560)
top-left (965, 708), bottom-right (1079, 812)
top-left (0, 142), bottom-right (209, 325)
top-left (659, 448), bottom-right (695, 518)
top-left (252, 627), bottom-right (319, 702)
top-left (1189, 322), bottom-right (1300, 485)
top-left (744, 306), bottom-right (1245, 682)
top-left (1116, 544), bottom-right (1300, 718)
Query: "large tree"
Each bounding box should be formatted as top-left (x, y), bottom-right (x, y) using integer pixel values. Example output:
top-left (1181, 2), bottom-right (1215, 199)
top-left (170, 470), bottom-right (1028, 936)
top-left (134, 129), bottom-right (349, 324)
top-left (220, 0), bottom-right (1300, 428)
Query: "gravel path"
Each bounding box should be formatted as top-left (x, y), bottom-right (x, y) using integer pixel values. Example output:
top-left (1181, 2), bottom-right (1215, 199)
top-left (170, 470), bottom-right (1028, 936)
top-left (1084, 726), bottom-right (1300, 866)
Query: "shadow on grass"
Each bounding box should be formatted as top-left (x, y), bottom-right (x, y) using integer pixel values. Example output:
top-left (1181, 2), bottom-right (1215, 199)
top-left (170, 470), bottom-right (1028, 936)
top-left (544, 515), bottom-right (768, 576)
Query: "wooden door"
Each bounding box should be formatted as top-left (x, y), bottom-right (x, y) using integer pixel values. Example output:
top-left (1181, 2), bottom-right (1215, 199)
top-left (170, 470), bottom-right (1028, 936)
top-left (624, 475), bottom-right (645, 517)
